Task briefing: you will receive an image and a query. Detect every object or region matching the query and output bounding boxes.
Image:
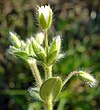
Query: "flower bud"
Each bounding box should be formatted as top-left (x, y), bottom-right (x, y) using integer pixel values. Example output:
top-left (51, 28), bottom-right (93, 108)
top-left (21, 40), bottom-right (26, 47)
top-left (38, 5), bottom-right (53, 30)
top-left (35, 32), bottom-right (44, 45)
top-left (56, 36), bottom-right (61, 55)
top-left (25, 39), bottom-right (35, 56)
top-left (31, 37), bottom-right (46, 62)
top-left (9, 32), bottom-right (21, 48)
top-left (47, 36), bottom-right (61, 65)
top-left (78, 71), bottom-right (98, 87)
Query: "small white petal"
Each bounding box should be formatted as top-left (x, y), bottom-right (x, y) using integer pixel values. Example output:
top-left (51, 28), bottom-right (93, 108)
top-left (38, 5), bottom-right (51, 23)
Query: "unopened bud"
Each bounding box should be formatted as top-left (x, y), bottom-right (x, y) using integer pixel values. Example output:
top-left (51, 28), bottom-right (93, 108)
top-left (9, 32), bottom-right (21, 48)
top-left (56, 36), bottom-right (61, 55)
top-left (78, 71), bottom-right (98, 87)
top-left (47, 36), bottom-right (61, 65)
top-left (38, 5), bottom-right (53, 30)
top-left (35, 32), bottom-right (44, 45)
top-left (31, 37), bottom-right (46, 62)
top-left (25, 39), bottom-right (35, 56)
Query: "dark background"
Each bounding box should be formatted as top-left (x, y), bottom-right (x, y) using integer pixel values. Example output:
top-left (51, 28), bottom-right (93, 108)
top-left (0, 0), bottom-right (100, 110)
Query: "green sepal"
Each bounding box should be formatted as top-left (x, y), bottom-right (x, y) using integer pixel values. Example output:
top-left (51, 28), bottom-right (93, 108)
top-left (49, 40), bottom-right (56, 54)
top-left (24, 41), bottom-right (35, 56)
top-left (47, 9), bottom-right (53, 29)
top-left (39, 13), bottom-right (47, 30)
top-left (47, 50), bottom-right (57, 65)
top-left (40, 77), bottom-right (62, 101)
top-left (29, 43), bottom-right (35, 56)
top-left (48, 40), bottom-right (57, 64)
top-left (24, 43), bottom-right (30, 54)
top-left (32, 37), bottom-right (46, 62)
top-left (48, 36), bottom-right (61, 65)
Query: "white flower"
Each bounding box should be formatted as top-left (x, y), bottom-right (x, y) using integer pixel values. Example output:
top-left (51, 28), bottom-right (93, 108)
top-left (38, 5), bottom-right (53, 30)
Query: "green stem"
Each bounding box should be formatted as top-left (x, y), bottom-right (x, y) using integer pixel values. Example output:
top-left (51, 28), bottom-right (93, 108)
top-left (44, 30), bottom-right (48, 58)
top-left (62, 71), bottom-right (75, 87)
top-left (45, 65), bottom-right (52, 79)
top-left (28, 59), bottom-right (42, 87)
top-left (43, 30), bottom-right (52, 79)
top-left (46, 99), bottom-right (52, 110)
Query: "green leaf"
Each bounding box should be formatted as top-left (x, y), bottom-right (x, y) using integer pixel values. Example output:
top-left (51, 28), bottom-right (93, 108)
top-left (8, 46), bottom-right (19, 54)
top-left (40, 77), bottom-right (62, 101)
top-left (15, 51), bottom-right (29, 60)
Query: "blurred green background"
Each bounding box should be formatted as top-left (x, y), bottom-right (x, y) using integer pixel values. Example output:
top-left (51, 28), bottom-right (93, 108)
top-left (0, 0), bottom-right (100, 110)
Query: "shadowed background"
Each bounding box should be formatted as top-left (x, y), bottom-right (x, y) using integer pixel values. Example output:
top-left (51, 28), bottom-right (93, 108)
top-left (0, 0), bottom-right (100, 110)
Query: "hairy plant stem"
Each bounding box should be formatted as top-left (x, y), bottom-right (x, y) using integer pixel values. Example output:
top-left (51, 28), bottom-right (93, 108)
top-left (45, 98), bottom-right (52, 110)
top-left (28, 59), bottom-right (42, 87)
top-left (43, 30), bottom-right (52, 79)
top-left (45, 65), bottom-right (52, 79)
top-left (44, 30), bottom-right (48, 58)
top-left (62, 71), bottom-right (75, 87)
